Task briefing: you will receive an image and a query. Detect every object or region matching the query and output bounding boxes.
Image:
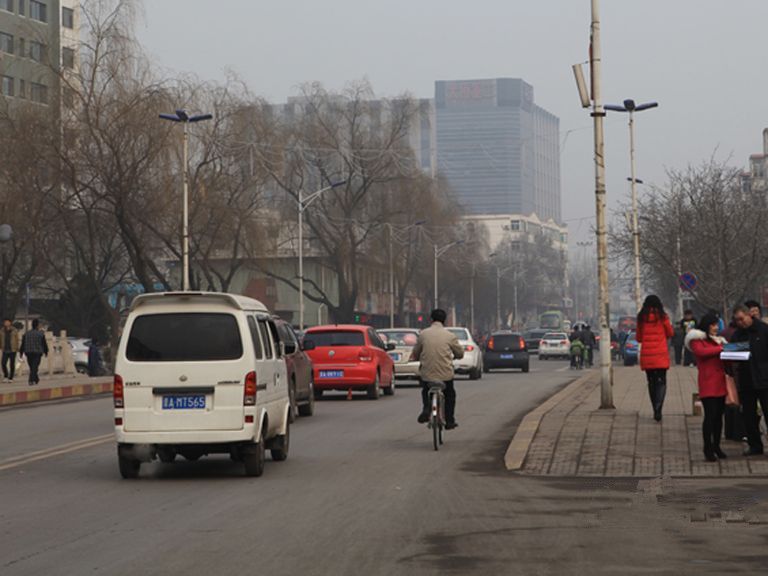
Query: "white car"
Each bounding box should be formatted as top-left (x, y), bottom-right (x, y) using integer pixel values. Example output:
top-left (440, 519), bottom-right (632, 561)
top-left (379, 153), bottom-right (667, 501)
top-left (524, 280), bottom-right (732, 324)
top-left (378, 329), bottom-right (421, 380)
top-left (113, 292), bottom-right (291, 478)
top-left (447, 327), bottom-right (483, 380)
top-left (539, 332), bottom-right (571, 360)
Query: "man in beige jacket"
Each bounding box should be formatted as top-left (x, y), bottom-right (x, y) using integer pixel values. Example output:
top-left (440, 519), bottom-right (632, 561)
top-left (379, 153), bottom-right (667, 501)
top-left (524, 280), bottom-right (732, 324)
top-left (411, 309), bottom-right (464, 429)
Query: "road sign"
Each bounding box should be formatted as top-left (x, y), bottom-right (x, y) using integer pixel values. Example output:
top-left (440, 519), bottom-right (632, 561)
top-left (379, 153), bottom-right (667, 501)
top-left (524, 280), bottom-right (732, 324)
top-left (679, 272), bottom-right (697, 293)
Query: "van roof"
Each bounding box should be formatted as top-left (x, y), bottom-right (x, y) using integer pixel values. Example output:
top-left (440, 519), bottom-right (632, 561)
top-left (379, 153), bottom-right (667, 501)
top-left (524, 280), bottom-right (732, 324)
top-left (129, 292), bottom-right (269, 313)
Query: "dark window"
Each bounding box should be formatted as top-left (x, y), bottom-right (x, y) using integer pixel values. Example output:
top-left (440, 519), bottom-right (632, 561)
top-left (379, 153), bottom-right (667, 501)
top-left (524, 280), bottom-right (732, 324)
top-left (0, 32), bottom-right (13, 54)
top-left (491, 334), bottom-right (524, 351)
top-left (304, 331), bottom-right (365, 347)
top-left (126, 313), bottom-right (243, 362)
top-left (257, 320), bottom-right (273, 359)
top-left (247, 316), bottom-right (263, 360)
top-left (1, 75), bottom-right (14, 97)
top-left (368, 329), bottom-right (385, 350)
top-left (29, 40), bottom-right (44, 61)
top-left (30, 82), bottom-right (47, 104)
top-left (62, 6), bottom-right (73, 28)
top-left (29, 0), bottom-right (45, 22)
top-left (0, 1), bottom-right (13, 13)
top-left (18, 0), bottom-right (23, 16)
top-left (18, 78), bottom-right (25, 98)
top-left (62, 46), bottom-right (74, 68)
top-left (268, 321), bottom-right (282, 358)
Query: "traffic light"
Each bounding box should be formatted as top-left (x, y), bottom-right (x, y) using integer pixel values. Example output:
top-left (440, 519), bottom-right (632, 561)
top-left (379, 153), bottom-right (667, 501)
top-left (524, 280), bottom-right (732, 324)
top-left (354, 314), bottom-right (361, 323)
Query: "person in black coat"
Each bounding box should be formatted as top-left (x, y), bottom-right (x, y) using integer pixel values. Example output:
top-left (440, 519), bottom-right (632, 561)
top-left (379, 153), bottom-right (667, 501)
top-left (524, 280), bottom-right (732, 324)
top-left (732, 305), bottom-right (768, 455)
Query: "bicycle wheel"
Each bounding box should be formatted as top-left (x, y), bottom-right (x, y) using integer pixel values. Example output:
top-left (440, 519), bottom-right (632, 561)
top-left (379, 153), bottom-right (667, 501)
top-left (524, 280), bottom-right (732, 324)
top-left (432, 414), bottom-right (439, 451)
top-left (439, 395), bottom-right (445, 446)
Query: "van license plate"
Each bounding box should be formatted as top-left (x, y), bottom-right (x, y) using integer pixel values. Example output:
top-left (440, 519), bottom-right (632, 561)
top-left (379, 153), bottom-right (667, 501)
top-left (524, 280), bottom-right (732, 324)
top-left (162, 395), bottom-right (206, 410)
top-left (319, 370), bottom-right (344, 379)
top-left (501, 354), bottom-right (514, 359)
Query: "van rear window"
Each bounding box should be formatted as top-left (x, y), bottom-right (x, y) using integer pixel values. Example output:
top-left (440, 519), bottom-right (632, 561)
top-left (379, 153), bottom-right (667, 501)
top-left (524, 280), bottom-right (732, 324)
top-left (127, 313), bottom-right (243, 362)
top-left (304, 331), bottom-right (365, 347)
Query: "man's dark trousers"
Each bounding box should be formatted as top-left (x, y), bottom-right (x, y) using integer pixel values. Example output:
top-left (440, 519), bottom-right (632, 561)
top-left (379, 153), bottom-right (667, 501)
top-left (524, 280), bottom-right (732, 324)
top-left (421, 379), bottom-right (456, 424)
top-left (26, 353), bottom-right (42, 384)
top-left (2, 352), bottom-right (15, 380)
top-left (741, 387), bottom-right (768, 451)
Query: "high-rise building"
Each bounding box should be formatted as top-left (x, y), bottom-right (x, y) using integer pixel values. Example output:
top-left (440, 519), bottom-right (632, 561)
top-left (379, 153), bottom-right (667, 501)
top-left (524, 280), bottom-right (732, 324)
top-left (435, 78), bottom-right (561, 221)
top-left (0, 0), bottom-right (79, 108)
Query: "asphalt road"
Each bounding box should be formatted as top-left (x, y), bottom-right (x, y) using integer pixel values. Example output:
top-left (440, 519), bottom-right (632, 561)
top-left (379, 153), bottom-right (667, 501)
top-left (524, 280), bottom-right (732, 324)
top-left (2, 358), bottom-right (768, 575)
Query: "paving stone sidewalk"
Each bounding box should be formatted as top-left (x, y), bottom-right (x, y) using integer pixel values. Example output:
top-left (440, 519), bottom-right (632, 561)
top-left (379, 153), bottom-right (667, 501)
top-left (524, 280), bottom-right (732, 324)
top-left (508, 365), bottom-right (768, 477)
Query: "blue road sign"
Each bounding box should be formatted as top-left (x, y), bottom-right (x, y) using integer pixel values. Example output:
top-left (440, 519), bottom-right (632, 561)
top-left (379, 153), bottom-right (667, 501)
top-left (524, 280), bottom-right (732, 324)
top-left (679, 272), bottom-right (697, 292)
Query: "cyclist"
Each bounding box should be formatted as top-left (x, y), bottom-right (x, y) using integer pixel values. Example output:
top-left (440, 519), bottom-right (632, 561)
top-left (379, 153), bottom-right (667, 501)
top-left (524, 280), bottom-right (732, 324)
top-left (411, 309), bottom-right (464, 430)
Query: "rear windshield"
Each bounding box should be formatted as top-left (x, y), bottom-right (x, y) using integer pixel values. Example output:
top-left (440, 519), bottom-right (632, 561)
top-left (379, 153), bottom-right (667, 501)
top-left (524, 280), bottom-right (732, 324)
top-left (304, 331), bottom-right (365, 347)
top-left (379, 331), bottom-right (419, 346)
top-left (543, 333), bottom-right (567, 340)
top-left (448, 328), bottom-right (470, 340)
top-left (492, 335), bottom-right (524, 350)
top-left (127, 313), bottom-right (243, 362)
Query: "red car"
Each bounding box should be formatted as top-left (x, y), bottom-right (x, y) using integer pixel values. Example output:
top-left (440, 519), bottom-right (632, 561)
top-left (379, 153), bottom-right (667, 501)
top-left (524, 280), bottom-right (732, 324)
top-left (303, 325), bottom-right (396, 400)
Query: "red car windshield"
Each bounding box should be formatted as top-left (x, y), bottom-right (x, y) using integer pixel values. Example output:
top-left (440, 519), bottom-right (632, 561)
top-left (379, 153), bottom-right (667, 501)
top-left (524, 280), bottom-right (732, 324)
top-left (304, 331), bottom-right (365, 347)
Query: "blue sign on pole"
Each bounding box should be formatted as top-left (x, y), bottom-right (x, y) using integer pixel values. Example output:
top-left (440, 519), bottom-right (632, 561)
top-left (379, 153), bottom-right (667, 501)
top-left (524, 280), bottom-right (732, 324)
top-left (679, 272), bottom-right (697, 292)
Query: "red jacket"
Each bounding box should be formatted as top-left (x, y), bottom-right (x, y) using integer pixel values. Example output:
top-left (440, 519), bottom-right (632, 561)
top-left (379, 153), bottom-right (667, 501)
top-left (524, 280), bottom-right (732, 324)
top-left (636, 312), bottom-right (674, 371)
top-left (685, 330), bottom-right (727, 398)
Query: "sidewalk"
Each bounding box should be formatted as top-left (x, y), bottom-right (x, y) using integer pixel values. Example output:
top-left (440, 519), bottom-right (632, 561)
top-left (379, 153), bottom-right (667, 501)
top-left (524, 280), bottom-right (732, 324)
top-left (0, 375), bottom-right (113, 407)
top-left (506, 365), bottom-right (768, 478)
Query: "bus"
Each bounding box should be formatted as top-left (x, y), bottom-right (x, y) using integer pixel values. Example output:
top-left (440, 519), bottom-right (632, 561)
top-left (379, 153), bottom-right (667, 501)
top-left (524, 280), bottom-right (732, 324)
top-left (539, 310), bottom-right (566, 332)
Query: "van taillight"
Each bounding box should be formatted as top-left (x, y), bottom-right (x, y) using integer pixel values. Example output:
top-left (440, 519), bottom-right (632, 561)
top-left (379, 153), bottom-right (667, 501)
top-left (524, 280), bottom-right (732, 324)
top-left (358, 348), bottom-right (373, 362)
top-left (488, 337), bottom-right (495, 351)
top-left (113, 375), bottom-right (124, 408)
top-left (465, 344), bottom-right (475, 352)
top-left (519, 337), bottom-right (526, 350)
top-left (244, 371), bottom-right (257, 406)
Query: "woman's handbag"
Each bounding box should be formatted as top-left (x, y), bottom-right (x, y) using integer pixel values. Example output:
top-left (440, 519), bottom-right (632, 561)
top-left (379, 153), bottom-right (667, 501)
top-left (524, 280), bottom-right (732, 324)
top-left (725, 374), bottom-right (740, 406)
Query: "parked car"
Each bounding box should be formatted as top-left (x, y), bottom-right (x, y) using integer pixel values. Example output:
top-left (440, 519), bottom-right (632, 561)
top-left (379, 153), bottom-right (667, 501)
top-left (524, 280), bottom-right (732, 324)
top-left (623, 331), bottom-right (640, 366)
top-left (447, 327), bottom-right (483, 380)
top-left (274, 317), bottom-right (315, 418)
top-left (114, 292), bottom-right (291, 478)
top-left (377, 328), bottom-right (421, 380)
top-left (68, 337), bottom-right (91, 374)
top-left (523, 329), bottom-right (549, 354)
top-left (303, 325), bottom-right (396, 399)
top-left (538, 332), bottom-right (570, 360)
top-left (483, 331), bottom-right (530, 373)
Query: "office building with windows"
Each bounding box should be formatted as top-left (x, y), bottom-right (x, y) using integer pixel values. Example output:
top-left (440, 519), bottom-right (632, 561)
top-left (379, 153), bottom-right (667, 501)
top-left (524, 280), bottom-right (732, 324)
top-left (0, 0), bottom-right (78, 107)
top-left (435, 78), bottom-right (561, 222)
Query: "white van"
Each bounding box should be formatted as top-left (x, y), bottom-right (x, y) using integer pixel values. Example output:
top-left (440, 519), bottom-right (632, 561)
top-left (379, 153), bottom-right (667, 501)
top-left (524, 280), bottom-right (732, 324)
top-left (113, 292), bottom-right (291, 478)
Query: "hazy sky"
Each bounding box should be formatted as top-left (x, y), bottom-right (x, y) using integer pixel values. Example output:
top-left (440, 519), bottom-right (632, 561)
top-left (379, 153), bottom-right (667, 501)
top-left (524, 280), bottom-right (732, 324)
top-left (138, 0), bottom-right (768, 241)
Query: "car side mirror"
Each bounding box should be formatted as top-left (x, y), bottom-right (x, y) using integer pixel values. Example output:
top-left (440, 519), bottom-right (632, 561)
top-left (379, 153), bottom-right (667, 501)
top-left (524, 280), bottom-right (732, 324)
top-left (302, 340), bottom-right (316, 351)
top-left (284, 342), bottom-right (297, 355)
top-left (386, 342), bottom-right (396, 351)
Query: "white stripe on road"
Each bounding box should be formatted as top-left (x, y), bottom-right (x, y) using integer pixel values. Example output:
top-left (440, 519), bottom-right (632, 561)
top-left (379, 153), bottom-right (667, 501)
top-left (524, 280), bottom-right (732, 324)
top-left (0, 433), bottom-right (113, 471)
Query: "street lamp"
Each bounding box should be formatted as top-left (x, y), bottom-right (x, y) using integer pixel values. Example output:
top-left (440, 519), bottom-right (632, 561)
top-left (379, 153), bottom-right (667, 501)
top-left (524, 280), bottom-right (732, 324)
top-left (159, 109), bottom-right (213, 291)
top-left (385, 220), bottom-right (426, 328)
top-left (433, 240), bottom-right (464, 309)
top-left (0, 224), bottom-right (12, 320)
top-left (296, 180), bottom-right (346, 330)
top-left (605, 99), bottom-right (658, 313)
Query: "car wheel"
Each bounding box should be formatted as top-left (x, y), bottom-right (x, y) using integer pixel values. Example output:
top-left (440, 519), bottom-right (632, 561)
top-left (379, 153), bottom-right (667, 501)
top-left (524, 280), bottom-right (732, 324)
top-left (483, 364), bottom-right (490, 374)
top-left (157, 448), bottom-right (176, 464)
top-left (117, 446), bottom-right (140, 479)
top-left (243, 432), bottom-right (266, 477)
top-left (298, 379), bottom-right (315, 417)
top-left (367, 374), bottom-right (381, 400)
top-left (270, 419), bottom-right (290, 462)
top-left (522, 364), bottom-right (530, 373)
top-left (469, 367), bottom-right (481, 380)
top-left (76, 364), bottom-right (88, 375)
top-left (383, 372), bottom-right (395, 396)
top-left (313, 387), bottom-right (324, 400)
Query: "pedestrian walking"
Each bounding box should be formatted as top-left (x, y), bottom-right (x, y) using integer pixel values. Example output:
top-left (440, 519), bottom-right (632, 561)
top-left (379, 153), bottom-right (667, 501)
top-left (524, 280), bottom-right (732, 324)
top-left (87, 337), bottom-right (103, 377)
top-left (0, 318), bottom-right (20, 382)
top-left (731, 305), bottom-right (768, 456)
top-left (680, 309), bottom-right (697, 366)
top-left (19, 319), bottom-right (48, 386)
top-left (636, 295), bottom-right (674, 422)
top-left (685, 313), bottom-right (728, 462)
top-left (672, 323), bottom-right (685, 366)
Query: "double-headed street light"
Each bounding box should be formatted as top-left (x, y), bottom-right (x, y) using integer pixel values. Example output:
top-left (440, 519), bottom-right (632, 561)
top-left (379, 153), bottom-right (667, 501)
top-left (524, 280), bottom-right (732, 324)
top-left (296, 181), bottom-right (346, 330)
top-left (605, 99), bottom-right (659, 313)
top-left (434, 240), bottom-right (464, 309)
top-left (385, 220), bottom-right (426, 328)
top-left (160, 109), bottom-right (213, 291)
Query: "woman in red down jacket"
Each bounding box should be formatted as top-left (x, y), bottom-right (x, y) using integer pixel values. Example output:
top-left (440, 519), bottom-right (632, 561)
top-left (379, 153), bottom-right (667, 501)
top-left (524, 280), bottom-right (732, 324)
top-left (685, 313), bottom-right (728, 462)
top-left (636, 295), bottom-right (674, 422)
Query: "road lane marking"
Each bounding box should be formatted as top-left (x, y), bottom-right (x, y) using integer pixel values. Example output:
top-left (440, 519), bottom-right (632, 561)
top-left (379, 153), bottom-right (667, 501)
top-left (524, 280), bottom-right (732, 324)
top-left (0, 433), bottom-right (113, 471)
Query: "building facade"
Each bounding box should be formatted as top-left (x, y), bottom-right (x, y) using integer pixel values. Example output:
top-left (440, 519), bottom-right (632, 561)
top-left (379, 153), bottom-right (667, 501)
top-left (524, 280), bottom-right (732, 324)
top-left (434, 78), bottom-right (561, 221)
top-left (0, 0), bottom-right (78, 107)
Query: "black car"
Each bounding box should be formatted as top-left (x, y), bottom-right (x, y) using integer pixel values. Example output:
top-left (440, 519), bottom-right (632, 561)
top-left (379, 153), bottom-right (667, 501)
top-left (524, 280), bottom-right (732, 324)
top-left (483, 331), bottom-right (530, 373)
top-left (523, 329), bottom-right (549, 354)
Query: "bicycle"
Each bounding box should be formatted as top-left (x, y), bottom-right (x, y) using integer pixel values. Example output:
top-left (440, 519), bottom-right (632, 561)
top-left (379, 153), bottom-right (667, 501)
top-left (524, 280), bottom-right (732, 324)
top-left (426, 381), bottom-right (446, 451)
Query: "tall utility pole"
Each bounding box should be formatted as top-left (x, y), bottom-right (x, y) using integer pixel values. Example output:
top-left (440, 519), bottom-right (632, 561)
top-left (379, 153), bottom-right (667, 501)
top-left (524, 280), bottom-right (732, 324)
top-left (590, 0), bottom-right (614, 409)
top-left (605, 99), bottom-right (659, 313)
top-left (433, 240), bottom-right (464, 309)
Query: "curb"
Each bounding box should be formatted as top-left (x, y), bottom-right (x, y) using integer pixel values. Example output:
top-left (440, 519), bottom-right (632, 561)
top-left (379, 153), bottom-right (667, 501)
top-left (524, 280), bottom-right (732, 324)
top-left (0, 381), bottom-right (113, 407)
top-left (504, 370), bottom-right (600, 471)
